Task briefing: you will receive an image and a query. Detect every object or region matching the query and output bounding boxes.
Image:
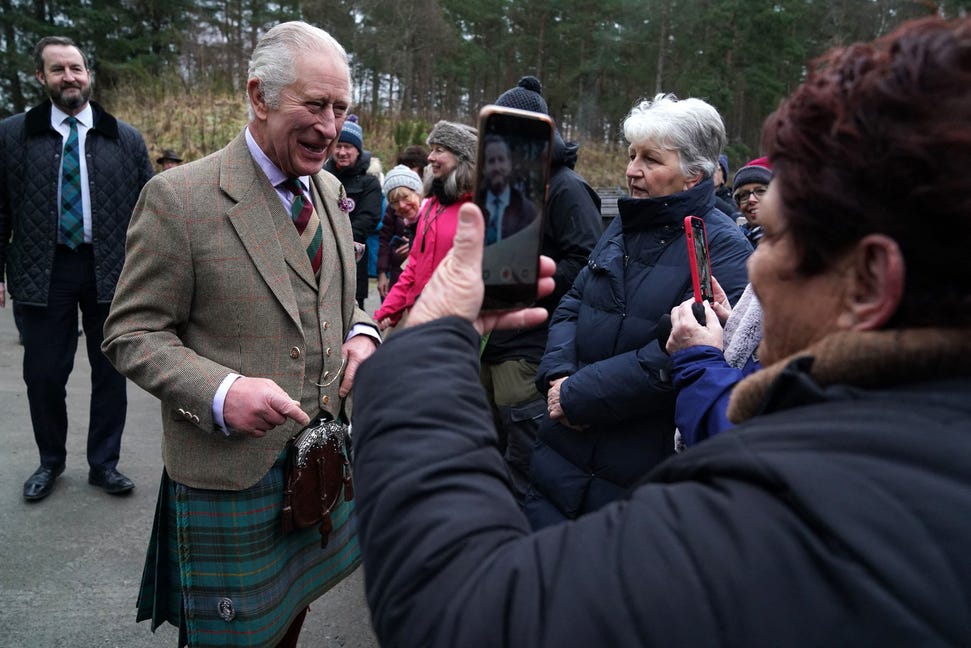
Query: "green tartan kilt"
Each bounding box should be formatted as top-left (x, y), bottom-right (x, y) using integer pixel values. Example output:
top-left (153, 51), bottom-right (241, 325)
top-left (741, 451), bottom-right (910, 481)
top-left (136, 452), bottom-right (360, 647)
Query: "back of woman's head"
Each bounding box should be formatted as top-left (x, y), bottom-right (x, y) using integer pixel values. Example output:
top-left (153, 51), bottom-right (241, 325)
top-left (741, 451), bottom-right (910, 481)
top-left (764, 16), bottom-right (971, 326)
top-left (623, 93), bottom-right (726, 180)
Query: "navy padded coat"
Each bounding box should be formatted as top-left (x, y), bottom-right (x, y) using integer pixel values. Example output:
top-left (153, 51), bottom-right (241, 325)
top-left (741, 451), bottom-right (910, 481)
top-left (526, 178), bottom-right (753, 527)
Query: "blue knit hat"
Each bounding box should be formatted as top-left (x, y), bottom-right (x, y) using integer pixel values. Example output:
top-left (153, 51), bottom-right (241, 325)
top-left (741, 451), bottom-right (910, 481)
top-left (339, 114), bottom-right (363, 154)
top-left (718, 154), bottom-right (730, 181)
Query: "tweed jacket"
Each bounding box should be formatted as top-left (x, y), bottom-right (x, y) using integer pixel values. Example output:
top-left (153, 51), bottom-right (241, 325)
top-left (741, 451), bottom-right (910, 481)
top-left (103, 131), bottom-right (374, 490)
top-left (0, 100), bottom-right (153, 305)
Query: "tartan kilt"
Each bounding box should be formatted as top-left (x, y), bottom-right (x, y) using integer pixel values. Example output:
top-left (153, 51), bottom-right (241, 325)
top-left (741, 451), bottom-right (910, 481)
top-left (136, 452), bottom-right (360, 647)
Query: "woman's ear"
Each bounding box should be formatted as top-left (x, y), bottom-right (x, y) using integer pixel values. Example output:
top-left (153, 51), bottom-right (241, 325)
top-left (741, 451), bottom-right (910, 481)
top-left (840, 234), bottom-right (905, 330)
top-left (683, 173), bottom-right (704, 191)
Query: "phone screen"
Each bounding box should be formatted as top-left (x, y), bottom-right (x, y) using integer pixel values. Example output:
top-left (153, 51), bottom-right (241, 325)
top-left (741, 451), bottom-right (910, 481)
top-left (685, 215), bottom-right (713, 304)
top-left (476, 105), bottom-right (554, 310)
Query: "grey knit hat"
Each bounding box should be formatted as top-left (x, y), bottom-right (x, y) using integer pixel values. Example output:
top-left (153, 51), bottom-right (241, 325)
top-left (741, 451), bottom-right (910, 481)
top-left (732, 156), bottom-right (773, 191)
top-left (426, 120), bottom-right (477, 162)
top-left (495, 76), bottom-right (549, 115)
top-left (383, 164), bottom-right (422, 195)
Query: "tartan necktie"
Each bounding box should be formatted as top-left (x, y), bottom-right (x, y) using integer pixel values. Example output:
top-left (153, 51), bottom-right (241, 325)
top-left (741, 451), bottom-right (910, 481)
top-left (60, 116), bottom-right (84, 249)
top-left (283, 177), bottom-right (323, 276)
top-left (486, 195), bottom-right (502, 244)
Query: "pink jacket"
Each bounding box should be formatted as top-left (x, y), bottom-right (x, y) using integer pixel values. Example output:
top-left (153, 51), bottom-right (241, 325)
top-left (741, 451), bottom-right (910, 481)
top-left (374, 195), bottom-right (470, 325)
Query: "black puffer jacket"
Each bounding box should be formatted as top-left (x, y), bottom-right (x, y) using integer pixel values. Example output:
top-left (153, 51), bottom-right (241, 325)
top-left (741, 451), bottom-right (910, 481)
top-left (323, 151), bottom-right (382, 244)
top-left (354, 319), bottom-right (971, 647)
top-left (481, 132), bottom-right (603, 365)
top-left (0, 100), bottom-right (153, 305)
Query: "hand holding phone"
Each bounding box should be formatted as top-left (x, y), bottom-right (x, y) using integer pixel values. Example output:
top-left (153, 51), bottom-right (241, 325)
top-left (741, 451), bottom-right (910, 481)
top-left (475, 105), bottom-right (554, 310)
top-left (684, 215), bottom-right (713, 325)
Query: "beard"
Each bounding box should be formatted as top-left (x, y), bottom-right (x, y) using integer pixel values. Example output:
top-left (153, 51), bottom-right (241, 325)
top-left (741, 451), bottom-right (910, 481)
top-left (49, 83), bottom-right (92, 112)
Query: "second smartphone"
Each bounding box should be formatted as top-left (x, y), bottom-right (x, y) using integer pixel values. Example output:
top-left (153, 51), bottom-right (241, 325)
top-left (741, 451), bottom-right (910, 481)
top-left (474, 105), bottom-right (554, 310)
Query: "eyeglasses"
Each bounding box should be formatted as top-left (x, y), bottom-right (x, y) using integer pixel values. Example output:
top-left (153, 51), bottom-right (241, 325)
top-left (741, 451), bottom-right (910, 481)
top-left (734, 186), bottom-right (767, 205)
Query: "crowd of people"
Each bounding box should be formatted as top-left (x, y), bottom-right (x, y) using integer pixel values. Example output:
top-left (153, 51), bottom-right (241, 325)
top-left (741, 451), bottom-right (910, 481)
top-left (1, 12), bottom-right (968, 648)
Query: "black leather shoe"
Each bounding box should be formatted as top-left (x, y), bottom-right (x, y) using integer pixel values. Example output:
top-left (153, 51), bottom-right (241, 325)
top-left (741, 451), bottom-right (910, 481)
top-left (23, 465), bottom-right (65, 502)
top-left (88, 467), bottom-right (135, 495)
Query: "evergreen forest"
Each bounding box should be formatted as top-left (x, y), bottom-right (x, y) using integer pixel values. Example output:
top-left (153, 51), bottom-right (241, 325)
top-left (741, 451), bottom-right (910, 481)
top-left (2, 0), bottom-right (968, 181)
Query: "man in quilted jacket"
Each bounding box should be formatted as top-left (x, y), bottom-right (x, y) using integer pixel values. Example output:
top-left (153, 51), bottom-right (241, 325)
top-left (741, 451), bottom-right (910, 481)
top-left (0, 36), bottom-right (153, 502)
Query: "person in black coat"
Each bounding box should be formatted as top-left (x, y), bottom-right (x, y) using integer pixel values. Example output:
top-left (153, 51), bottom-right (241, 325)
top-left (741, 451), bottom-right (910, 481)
top-left (351, 16), bottom-right (971, 647)
top-left (324, 115), bottom-right (382, 308)
top-left (479, 76), bottom-right (603, 501)
top-left (0, 36), bottom-right (153, 501)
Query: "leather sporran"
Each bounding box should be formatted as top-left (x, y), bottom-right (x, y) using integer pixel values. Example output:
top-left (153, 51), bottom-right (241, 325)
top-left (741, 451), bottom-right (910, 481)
top-left (281, 415), bottom-right (354, 547)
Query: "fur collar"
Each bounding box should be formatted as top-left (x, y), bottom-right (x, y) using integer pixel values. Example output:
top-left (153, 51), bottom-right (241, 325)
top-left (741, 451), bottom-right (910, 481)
top-left (727, 328), bottom-right (971, 424)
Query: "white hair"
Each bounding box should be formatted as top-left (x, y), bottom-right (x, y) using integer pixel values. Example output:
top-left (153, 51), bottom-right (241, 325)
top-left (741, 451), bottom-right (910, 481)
top-left (247, 21), bottom-right (352, 121)
top-left (623, 93), bottom-right (726, 179)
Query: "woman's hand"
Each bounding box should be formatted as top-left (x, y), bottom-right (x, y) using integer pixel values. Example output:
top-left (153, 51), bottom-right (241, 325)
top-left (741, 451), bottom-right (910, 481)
top-left (377, 272), bottom-right (390, 299)
top-left (710, 275), bottom-right (732, 325)
top-left (666, 298), bottom-right (724, 354)
top-left (393, 239), bottom-right (411, 257)
top-left (547, 376), bottom-right (586, 430)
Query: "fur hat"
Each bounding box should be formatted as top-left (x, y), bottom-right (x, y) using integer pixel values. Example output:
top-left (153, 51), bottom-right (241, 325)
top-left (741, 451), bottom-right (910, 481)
top-left (426, 120), bottom-right (477, 162)
top-left (495, 76), bottom-right (549, 115)
top-left (383, 164), bottom-right (422, 195)
top-left (339, 114), bottom-right (363, 154)
top-left (732, 156), bottom-right (772, 191)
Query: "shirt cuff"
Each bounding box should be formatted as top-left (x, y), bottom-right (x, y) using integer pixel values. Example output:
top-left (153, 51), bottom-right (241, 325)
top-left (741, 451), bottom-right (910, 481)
top-left (213, 372), bottom-right (241, 436)
top-left (347, 323), bottom-right (381, 345)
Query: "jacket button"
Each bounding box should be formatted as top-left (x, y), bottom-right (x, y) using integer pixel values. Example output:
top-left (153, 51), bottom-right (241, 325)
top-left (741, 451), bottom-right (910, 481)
top-left (322, 321), bottom-right (330, 330)
top-left (325, 347), bottom-right (332, 357)
top-left (322, 371), bottom-right (331, 381)
top-left (216, 598), bottom-right (235, 622)
top-left (289, 346), bottom-right (301, 359)
top-left (321, 395), bottom-right (330, 405)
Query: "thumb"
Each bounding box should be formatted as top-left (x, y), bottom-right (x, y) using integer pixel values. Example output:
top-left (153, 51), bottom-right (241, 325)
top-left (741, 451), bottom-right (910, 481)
top-left (451, 203), bottom-right (485, 267)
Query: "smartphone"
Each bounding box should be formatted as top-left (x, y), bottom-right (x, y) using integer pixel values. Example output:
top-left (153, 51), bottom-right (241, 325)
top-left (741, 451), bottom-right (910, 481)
top-left (684, 215), bottom-right (712, 325)
top-left (475, 105), bottom-right (554, 310)
top-left (389, 234), bottom-right (408, 248)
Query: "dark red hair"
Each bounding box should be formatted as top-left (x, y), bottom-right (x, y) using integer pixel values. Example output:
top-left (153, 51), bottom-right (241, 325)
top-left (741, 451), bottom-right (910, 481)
top-left (763, 16), bottom-right (971, 326)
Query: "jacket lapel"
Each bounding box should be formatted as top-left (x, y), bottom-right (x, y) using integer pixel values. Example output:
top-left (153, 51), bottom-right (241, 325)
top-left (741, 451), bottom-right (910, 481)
top-left (220, 133), bottom-right (304, 329)
top-left (310, 174), bottom-right (352, 301)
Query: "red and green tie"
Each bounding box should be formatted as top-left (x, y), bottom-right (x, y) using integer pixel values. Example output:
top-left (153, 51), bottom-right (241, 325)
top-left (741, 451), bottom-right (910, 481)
top-left (283, 178), bottom-right (323, 276)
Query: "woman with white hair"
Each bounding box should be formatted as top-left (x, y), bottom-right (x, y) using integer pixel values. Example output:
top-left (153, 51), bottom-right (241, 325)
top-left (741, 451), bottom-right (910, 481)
top-left (525, 94), bottom-right (753, 528)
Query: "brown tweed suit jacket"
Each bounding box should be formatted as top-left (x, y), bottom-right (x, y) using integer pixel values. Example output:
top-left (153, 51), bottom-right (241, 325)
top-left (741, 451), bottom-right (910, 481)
top-left (103, 131), bottom-right (374, 490)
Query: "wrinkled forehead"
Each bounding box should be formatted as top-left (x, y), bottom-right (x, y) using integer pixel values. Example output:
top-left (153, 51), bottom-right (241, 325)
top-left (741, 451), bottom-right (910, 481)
top-left (41, 44), bottom-right (86, 70)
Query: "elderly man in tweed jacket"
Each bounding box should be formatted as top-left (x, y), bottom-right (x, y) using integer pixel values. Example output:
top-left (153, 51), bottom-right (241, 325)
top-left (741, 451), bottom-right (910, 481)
top-left (102, 21), bottom-right (378, 648)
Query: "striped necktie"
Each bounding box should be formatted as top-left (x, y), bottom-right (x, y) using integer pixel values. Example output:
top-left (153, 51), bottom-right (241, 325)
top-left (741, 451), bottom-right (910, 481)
top-left (283, 178), bottom-right (323, 276)
top-left (60, 116), bottom-right (83, 249)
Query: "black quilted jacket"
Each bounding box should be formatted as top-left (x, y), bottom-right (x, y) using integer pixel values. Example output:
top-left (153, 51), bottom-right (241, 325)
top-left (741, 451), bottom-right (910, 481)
top-left (0, 100), bottom-right (153, 305)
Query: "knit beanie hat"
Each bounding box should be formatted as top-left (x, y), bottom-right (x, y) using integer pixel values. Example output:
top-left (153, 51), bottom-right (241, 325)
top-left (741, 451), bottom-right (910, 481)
top-left (426, 120), bottom-right (477, 162)
top-left (383, 164), bottom-right (422, 195)
top-left (718, 154), bottom-right (730, 181)
top-left (339, 114), bottom-right (363, 154)
top-left (495, 76), bottom-right (549, 115)
top-left (732, 156), bottom-right (772, 192)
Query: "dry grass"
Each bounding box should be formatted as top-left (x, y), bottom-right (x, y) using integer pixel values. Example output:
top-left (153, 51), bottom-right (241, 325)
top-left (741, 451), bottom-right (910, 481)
top-left (109, 88), bottom-right (628, 189)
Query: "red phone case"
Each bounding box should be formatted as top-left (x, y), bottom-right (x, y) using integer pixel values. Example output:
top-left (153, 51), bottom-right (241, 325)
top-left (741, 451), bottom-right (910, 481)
top-left (684, 215), bottom-right (713, 304)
